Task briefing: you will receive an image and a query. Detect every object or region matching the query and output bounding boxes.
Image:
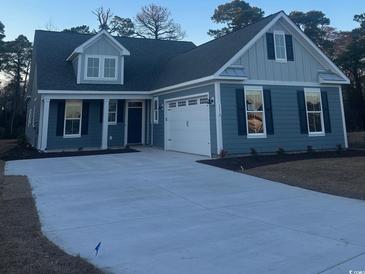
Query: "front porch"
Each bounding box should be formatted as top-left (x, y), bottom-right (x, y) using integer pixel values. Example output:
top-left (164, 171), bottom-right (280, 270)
top-left (37, 94), bottom-right (152, 152)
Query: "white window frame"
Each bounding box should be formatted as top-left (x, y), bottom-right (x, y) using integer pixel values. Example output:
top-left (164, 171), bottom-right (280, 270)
top-left (304, 88), bottom-right (325, 137)
top-left (85, 55), bottom-right (118, 80)
top-left (244, 86), bottom-right (267, 138)
top-left (108, 100), bottom-right (118, 125)
top-left (153, 97), bottom-right (159, 124)
top-left (63, 100), bottom-right (82, 138)
top-left (273, 30), bottom-right (287, 62)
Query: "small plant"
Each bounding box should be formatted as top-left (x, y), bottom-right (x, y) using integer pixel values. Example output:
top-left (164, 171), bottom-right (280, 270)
top-left (219, 149), bottom-right (227, 158)
top-left (250, 148), bottom-right (257, 156)
top-left (307, 145), bottom-right (314, 153)
top-left (276, 147), bottom-right (285, 155)
top-left (336, 144), bottom-right (343, 153)
top-left (78, 147), bottom-right (83, 151)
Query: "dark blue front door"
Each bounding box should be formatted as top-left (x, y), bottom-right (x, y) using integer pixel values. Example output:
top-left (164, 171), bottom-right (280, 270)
top-left (127, 105), bottom-right (142, 144)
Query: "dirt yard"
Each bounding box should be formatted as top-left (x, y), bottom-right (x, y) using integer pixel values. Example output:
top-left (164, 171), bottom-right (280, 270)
top-left (199, 150), bottom-right (365, 200)
top-left (0, 140), bottom-right (104, 274)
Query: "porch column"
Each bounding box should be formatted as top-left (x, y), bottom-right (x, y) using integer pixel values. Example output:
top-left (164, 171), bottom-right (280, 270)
top-left (101, 98), bottom-right (109, 149)
top-left (40, 97), bottom-right (50, 151)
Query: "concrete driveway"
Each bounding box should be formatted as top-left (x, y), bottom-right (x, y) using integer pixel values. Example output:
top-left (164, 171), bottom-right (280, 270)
top-left (5, 148), bottom-right (365, 274)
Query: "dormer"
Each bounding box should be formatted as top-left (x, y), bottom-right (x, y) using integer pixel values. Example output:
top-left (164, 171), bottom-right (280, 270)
top-left (66, 30), bottom-right (130, 85)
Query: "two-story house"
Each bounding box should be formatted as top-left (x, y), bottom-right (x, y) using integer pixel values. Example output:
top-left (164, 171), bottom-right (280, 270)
top-left (26, 11), bottom-right (350, 157)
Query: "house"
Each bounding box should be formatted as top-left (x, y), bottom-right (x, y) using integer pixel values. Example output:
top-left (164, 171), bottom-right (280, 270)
top-left (25, 11), bottom-right (350, 157)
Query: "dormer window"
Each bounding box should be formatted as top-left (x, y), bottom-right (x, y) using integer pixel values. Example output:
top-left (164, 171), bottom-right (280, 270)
top-left (85, 55), bottom-right (118, 80)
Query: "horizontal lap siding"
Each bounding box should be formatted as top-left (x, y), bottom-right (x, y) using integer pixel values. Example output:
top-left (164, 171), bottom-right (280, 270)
top-left (47, 100), bottom-right (103, 150)
top-left (221, 84), bottom-right (345, 154)
top-left (153, 84), bottom-right (217, 155)
top-left (108, 123), bottom-right (124, 147)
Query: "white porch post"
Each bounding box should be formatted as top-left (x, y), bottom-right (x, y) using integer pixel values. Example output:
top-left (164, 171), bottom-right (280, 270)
top-left (101, 98), bottom-right (109, 149)
top-left (40, 97), bottom-right (50, 151)
top-left (214, 82), bottom-right (223, 155)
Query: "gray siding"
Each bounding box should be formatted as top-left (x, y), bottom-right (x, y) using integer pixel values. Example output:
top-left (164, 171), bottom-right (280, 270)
top-left (221, 84), bottom-right (345, 154)
top-left (78, 37), bottom-right (124, 85)
top-left (47, 100), bottom-right (103, 150)
top-left (153, 84), bottom-right (217, 155)
top-left (233, 19), bottom-right (328, 82)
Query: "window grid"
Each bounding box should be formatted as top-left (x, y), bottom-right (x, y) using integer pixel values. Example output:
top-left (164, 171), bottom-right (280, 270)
top-left (64, 100), bottom-right (82, 137)
top-left (305, 90), bottom-right (324, 135)
top-left (274, 31), bottom-right (287, 61)
top-left (245, 88), bottom-right (266, 137)
top-left (108, 100), bottom-right (118, 124)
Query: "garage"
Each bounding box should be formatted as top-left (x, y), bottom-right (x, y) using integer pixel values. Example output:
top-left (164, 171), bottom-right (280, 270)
top-left (164, 95), bottom-right (211, 156)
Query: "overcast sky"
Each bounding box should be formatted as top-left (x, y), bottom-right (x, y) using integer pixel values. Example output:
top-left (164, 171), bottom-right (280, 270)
top-left (1, 0), bottom-right (365, 45)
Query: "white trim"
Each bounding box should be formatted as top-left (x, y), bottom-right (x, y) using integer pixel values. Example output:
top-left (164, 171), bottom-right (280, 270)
top-left (304, 88), bottom-right (325, 137)
top-left (28, 108), bottom-right (32, 127)
top-left (38, 90), bottom-right (150, 95)
top-left (339, 86), bottom-right (348, 148)
top-left (124, 100), bottom-right (145, 145)
top-left (244, 85), bottom-right (267, 138)
top-left (63, 100), bottom-right (82, 138)
top-left (77, 55), bottom-right (82, 84)
top-left (101, 98), bottom-right (109, 149)
top-left (108, 99), bottom-right (118, 125)
top-left (273, 30), bottom-right (287, 62)
top-left (153, 97), bottom-right (159, 124)
top-left (214, 82), bottom-right (223, 154)
top-left (40, 98), bottom-right (50, 151)
top-left (84, 55), bottom-right (118, 81)
top-left (66, 30), bottom-right (130, 61)
top-left (214, 12), bottom-right (350, 84)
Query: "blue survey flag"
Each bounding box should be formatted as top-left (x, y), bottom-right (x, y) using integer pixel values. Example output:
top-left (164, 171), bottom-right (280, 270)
top-left (95, 241), bottom-right (102, 256)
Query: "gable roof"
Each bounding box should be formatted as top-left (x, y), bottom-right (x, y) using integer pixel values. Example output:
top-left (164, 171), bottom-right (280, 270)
top-left (33, 11), bottom-right (348, 92)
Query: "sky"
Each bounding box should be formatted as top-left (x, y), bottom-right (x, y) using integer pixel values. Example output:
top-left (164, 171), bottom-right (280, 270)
top-left (0, 0), bottom-right (365, 45)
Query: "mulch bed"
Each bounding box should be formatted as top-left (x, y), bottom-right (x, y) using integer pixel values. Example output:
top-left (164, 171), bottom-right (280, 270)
top-left (198, 149), bottom-right (365, 171)
top-left (0, 161), bottom-right (104, 274)
top-left (1, 143), bottom-right (138, 161)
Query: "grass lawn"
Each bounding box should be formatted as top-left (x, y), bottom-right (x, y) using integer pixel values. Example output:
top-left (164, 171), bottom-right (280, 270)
top-left (0, 140), bottom-right (104, 274)
top-left (199, 150), bottom-right (365, 200)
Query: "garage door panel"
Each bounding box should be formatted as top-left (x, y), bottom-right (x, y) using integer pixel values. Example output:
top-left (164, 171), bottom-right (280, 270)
top-left (165, 96), bottom-right (211, 156)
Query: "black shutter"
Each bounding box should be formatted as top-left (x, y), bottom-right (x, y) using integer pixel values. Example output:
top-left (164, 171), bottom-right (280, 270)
top-left (285, 34), bottom-right (294, 61)
top-left (264, 89), bottom-right (274, 135)
top-left (117, 100), bottom-right (124, 123)
top-left (236, 89), bottom-right (247, 136)
top-left (266, 33), bottom-right (275, 60)
top-left (99, 100), bottom-right (104, 123)
top-left (321, 91), bottom-right (331, 133)
top-left (56, 100), bottom-right (65, 136)
top-left (297, 90), bottom-right (308, 134)
top-left (81, 100), bottom-right (89, 135)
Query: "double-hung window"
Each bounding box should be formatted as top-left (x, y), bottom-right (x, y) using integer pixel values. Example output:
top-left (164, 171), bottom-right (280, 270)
top-left (153, 97), bottom-right (159, 124)
top-left (64, 100), bottom-right (82, 137)
top-left (304, 89), bottom-right (324, 135)
top-left (108, 100), bottom-right (117, 124)
top-left (86, 55), bottom-right (118, 80)
top-left (245, 86), bottom-right (266, 137)
top-left (274, 31), bottom-right (287, 62)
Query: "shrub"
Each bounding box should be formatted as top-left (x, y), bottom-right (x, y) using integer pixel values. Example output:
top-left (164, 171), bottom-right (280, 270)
top-left (250, 148), bottom-right (257, 156)
top-left (219, 149), bottom-right (227, 158)
top-left (336, 144), bottom-right (343, 153)
top-left (307, 145), bottom-right (314, 153)
top-left (276, 147), bottom-right (285, 155)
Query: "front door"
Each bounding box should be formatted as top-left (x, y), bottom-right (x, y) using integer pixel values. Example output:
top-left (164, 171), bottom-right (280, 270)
top-left (127, 102), bottom-right (143, 144)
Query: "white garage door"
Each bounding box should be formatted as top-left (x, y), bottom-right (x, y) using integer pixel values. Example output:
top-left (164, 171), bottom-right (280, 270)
top-left (165, 96), bottom-right (211, 156)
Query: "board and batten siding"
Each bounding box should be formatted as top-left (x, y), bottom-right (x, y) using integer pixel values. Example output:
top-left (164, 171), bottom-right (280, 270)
top-left (47, 99), bottom-right (125, 150)
top-left (233, 19), bottom-right (328, 83)
top-left (78, 37), bottom-right (124, 85)
top-left (220, 84), bottom-right (346, 154)
top-left (153, 84), bottom-right (217, 155)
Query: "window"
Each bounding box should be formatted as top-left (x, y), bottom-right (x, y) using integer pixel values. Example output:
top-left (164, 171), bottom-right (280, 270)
top-left (108, 100), bottom-right (117, 124)
top-left (188, 99), bottom-right (197, 105)
top-left (85, 55), bottom-right (118, 80)
top-left (245, 87), bottom-right (266, 137)
top-left (178, 101), bottom-right (186, 107)
top-left (64, 100), bottom-right (82, 137)
top-left (274, 31), bottom-right (287, 61)
top-left (86, 57), bottom-right (100, 78)
top-left (305, 89), bottom-right (324, 135)
top-left (153, 98), bottom-right (159, 124)
top-left (104, 58), bottom-right (116, 78)
top-left (168, 102), bottom-right (176, 108)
